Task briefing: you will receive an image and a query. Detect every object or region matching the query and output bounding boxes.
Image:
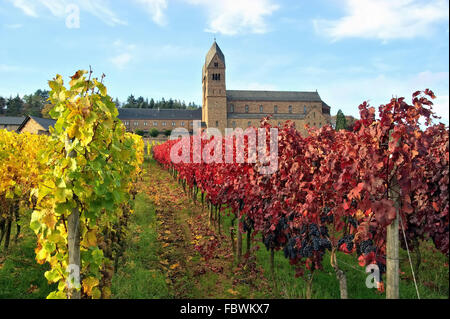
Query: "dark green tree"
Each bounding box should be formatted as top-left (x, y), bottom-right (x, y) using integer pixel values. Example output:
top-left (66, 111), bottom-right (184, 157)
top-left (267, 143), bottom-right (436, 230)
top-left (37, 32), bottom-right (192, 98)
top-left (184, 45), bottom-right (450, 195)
top-left (149, 128), bottom-right (159, 137)
top-left (335, 109), bottom-right (347, 131)
top-left (0, 97), bottom-right (6, 114)
top-left (124, 95), bottom-right (137, 108)
top-left (6, 95), bottom-right (24, 115)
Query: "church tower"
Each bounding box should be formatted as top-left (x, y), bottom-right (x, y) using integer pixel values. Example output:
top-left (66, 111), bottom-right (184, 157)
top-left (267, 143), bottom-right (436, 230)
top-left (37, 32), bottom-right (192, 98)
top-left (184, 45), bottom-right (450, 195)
top-left (202, 41), bottom-right (227, 133)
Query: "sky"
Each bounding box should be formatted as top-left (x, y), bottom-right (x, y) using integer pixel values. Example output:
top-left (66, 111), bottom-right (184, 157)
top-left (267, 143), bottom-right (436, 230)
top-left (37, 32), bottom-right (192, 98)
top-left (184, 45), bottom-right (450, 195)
top-left (0, 0), bottom-right (449, 123)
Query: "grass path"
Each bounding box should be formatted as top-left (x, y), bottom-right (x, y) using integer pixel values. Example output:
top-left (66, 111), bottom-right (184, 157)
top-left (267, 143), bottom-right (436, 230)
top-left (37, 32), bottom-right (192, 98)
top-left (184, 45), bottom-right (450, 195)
top-left (112, 158), bottom-right (260, 298)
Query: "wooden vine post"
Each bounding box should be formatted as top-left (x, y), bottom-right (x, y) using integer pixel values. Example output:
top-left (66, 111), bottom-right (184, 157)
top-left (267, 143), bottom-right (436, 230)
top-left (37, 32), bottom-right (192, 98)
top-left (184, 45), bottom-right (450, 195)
top-left (67, 145), bottom-right (81, 299)
top-left (386, 177), bottom-right (400, 299)
top-left (386, 130), bottom-right (400, 299)
top-left (236, 213), bottom-right (242, 263)
top-left (67, 205), bottom-right (81, 299)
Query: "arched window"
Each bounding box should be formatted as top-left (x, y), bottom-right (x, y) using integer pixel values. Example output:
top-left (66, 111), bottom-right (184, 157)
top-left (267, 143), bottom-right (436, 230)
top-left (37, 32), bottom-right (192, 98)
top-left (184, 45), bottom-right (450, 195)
top-left (232, 121), bottom-right (236, 128)
top-left (248, 121), bottom-right (251, 127)
top-left (304, 105), bottom-right (307, 114)
top-left (289, 105), bottom-right (293, 113)
top-left (274, 105), bottom-right (278, 113)
top-left (245, 105), bottom-right (249, 113)
top-left (230, 104), bottom-right (234, 112)
top-left (259, 105), bottom-right (263, 112)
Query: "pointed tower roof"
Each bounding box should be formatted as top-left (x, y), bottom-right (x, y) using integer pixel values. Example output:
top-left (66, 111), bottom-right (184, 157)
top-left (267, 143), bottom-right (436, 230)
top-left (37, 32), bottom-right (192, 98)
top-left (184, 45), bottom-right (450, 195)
top-left (205, 41), bottom-right (225, 67)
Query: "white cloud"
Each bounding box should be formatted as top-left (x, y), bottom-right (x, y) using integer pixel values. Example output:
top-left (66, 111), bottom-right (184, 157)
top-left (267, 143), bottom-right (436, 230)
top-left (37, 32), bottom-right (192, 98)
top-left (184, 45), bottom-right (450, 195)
top-left (8, 0), bottom-right (38, 17)
top-left (7, 0), bottom-right (126, 26)
top-left (431, 95), bottom-right (449, 122)
top-left (313, 0), bottom-right (449, 41)
top-left (185, 0), bottom-right (279, 35)
top-left (0, 64), bottom-right (20, 72)
top-left (4, 23), bottom-right (23, 29)
top-left (134, 0), bottom-right (168, 26)
top-left (109, 40), bottom-right (136, 69)
top-left (110, 53), bottom-right (133, 69)
top-left (319, 71), bottom-right (449, 123)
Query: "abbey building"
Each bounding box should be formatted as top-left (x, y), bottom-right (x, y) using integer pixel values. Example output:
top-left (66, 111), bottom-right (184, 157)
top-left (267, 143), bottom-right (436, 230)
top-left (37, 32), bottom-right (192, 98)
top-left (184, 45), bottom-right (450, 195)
top-left (118, 41), bottom-right (331, 135)
top-left (201, 41), bottom-right (331, 135)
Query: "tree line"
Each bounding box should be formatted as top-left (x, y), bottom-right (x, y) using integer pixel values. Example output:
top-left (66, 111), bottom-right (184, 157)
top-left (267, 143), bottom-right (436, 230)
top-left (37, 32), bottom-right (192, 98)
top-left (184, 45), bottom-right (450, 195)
top-left (118, 94), bottom-right (200, 110)
top-left (0, 90), bottom-right (200, 118)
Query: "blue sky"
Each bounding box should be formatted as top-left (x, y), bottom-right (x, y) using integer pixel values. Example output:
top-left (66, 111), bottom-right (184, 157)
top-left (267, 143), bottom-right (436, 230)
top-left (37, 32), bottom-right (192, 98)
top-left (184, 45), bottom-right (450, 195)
top-left (0, 0), bottom-right (449, 123)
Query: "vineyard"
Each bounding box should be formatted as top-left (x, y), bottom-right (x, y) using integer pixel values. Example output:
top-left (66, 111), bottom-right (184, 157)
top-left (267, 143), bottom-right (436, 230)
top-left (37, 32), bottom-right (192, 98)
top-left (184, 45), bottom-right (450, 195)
top-left (0, 71), bottom-right (448, 299)
top-left (152, 89), bottom-right (449, 299)
top-left (1, 70), bottom-right (144, 298)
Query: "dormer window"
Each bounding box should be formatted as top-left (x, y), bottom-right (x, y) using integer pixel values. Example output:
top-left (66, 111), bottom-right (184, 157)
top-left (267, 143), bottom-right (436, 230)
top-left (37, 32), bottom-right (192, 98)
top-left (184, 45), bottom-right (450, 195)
top-left (214, 62), bottom-right (218, 67)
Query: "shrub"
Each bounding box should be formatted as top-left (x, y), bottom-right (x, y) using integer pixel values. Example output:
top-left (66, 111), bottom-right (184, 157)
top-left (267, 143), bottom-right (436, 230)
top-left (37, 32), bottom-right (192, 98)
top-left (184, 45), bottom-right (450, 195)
top-left (149, 128), bottom-right (159, 137)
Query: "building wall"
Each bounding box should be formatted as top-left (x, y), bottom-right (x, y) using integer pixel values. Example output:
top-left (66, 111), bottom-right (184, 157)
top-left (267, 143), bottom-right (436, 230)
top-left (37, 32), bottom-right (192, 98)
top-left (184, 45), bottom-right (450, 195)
top-left (19, 119), bottom-right (47, 134)
top-left (202, 46), bottom-right (331, 136)
top-left (123, 119), bottom-right (198, 132)
top-left (227, 117), bottom-right (328, 136)
top-left (227, 100), bottom-right (322, 115)
top-left (1, 124), bottom-right (20, 131)
top-left (203, 54), bottom-right (227, 133)
top-left (226, 100), bottom-right (329, 135)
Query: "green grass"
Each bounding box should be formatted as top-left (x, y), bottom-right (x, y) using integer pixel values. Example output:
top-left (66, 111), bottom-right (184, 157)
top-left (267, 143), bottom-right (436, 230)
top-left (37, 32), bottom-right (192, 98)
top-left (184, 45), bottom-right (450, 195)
top-left (0, 214), bottom-right (56, 299)
top-left (111, 191), bottom-right (170, 299)
top-left (218, 209), bottom-right (449, 299)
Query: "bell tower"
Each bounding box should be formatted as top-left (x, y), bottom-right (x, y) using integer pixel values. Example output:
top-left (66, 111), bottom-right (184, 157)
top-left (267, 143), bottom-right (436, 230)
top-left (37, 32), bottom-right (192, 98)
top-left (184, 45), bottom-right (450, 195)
top-left (202, 41), bottom-right (227, 133)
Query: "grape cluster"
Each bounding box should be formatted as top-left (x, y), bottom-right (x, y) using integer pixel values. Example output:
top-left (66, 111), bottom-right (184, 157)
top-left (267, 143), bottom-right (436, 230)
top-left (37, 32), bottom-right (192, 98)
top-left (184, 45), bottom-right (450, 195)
top-left (356, 239), bottom-right (376, 255)
top-left (243, 217), bottom-right (254, 233)
top-left (276, 217), bottom-right (289, 232)
top-left (263, 216), bottom-right (289, 250)
top-left (377, 261), bottom-right (386, 275)
top-left (337, 234), bottom-right (354, 252)
top-left (309, 223), bottom-right (320, 237)
top-left (283, 223), bottom-right (332, 260)
top-left (263, 233), bottom-right (275, 250)
top-left (320, 225), bottom-right (328, 237)
top-left (348, 216), bottom-right (358, 228)
top-left (284, 237), bottom-right (301, 259)
top-left (320, 207), bottom-right (333, 223)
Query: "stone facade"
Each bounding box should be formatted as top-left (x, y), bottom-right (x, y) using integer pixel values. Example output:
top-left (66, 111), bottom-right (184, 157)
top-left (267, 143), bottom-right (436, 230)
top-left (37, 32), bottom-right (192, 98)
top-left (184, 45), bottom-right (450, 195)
top-left (122, 119), bottom-right (195, 132)
top-left (0, 116), bottom-right (25, 131)
top-left (18, 117), bottom-right (53, 135)
top-left (118, 108), bottom-right (202, 134)
top-left (202, 41), bottom-right (331, 135)
top-left (17, 115), bottom-right (56, 135)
